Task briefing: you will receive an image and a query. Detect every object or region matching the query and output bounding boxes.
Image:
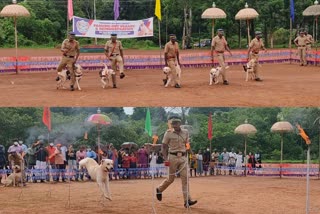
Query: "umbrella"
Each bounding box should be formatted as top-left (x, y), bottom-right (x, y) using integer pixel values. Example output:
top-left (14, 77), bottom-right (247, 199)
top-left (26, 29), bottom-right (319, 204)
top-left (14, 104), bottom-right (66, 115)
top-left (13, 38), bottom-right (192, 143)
top-left (303, 0), bottom-right (320, 65)
top-left (235, 2), bottom-right (259, 44)
top-left (201, 2), bottom-right (227, 38)
top-left (87, 109), bottom-right (112, 163)
top-left (234, 119), bottom-right (257, 176)
top-left (144, 143), bottom-right (162, 153)
top-left (271, 121), bottom-right (293, 178)
top-left (0, 0), bottom-right (30, 74)
top-left (121, 142), bottom-right (138, 151)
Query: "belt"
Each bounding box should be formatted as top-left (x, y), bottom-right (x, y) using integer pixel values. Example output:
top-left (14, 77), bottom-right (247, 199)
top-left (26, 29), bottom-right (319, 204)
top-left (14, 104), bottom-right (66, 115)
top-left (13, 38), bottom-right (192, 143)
top-left (111, 54), bottom-right (119, 56)
top-left (252, 51), bottom-right (259, 54)
top-left (63, 54), bottom-right (74, 58)
top-left (216, 51), bottom-right (224, 53)
top-left (306, 43), bottom-right (311, 45)
top-left (169, 152), bottom-right (186, 156)
top-left (298, 45), bottom-right (306, 47)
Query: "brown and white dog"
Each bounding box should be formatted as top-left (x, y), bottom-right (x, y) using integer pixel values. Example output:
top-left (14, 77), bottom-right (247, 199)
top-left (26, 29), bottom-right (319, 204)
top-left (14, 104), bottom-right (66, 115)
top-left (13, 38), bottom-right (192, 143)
top-left (4, 165), bottom-right (22, 187)
top-left (209, 66), bottom-right (230, 85)
top-left (56, 64), bottom-right (83, 90)
top-left (243, 59), bottom-right (257, 81)
top-left (99, 63), bottom-right (115, 89)
top-left (79, 158), bottom-right (114, 200)
top-left (162, 64), bottom-right (182, 87)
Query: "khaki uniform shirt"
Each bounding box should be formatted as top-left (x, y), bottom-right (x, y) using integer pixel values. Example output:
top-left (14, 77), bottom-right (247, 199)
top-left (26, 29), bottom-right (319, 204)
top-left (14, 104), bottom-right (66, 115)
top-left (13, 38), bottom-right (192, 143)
top-left (164, 41), bottom-right (179, 60)
top-left (249, 38), bottom-right (265, 53)
top-left (211, 36), bottom-right (227, 52)
top-left (306, 34), bottom-right (313, 44)
top-left (162, 128), bottom-right (188, 153)
top-left (104, 40), bottom-right (123, 55)
top-left (61, 39), bottom-right (80, 56)
top-left (294, 36), bottom-right (309, 46)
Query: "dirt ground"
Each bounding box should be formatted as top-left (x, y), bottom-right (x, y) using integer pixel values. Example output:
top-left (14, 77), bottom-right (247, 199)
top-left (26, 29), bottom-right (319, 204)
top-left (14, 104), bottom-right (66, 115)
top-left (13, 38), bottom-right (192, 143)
top-left (0, 176), bottom-right (319, 214)
top-left (1, 48), bottom-right (320, 107)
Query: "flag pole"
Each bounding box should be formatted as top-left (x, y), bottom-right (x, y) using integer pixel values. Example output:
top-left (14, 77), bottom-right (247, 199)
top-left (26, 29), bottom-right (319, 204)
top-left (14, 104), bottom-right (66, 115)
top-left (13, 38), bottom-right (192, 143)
top-left (289, 18), bottom-right (292, 64)
top-left (158, 19), bottom-right (162, 67)
top-left (306, 144), bottom-right (310, 214)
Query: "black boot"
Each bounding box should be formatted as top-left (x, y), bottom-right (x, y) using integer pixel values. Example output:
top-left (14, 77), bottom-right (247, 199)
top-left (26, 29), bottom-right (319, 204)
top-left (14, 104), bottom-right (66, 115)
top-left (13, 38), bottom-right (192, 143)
top-left (184, 200), bottom-right (197, 208)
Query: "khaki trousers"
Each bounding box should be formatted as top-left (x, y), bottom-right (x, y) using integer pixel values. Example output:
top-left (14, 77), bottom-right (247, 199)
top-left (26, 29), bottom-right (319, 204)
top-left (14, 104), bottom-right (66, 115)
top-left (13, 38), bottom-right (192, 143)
top-left (57, 56), bottom-right (75, 86)
top-left (249, 53), bottom-right (260, 78)
top-left (158, 154), bottom-right (191, 202)
top-left (110, 55), bottom-right (124, 85)
top-left (298, 47), bottom-right (307, 65)
top-left (217, 53), bottom-right (227, 81)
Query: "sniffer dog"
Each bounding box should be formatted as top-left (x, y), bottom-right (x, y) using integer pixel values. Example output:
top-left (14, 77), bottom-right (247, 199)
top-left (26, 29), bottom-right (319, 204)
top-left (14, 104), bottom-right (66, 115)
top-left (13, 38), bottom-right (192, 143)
top-left (79, 158), bottom-right (114, 200)
top-left (243, 59), bottom-right (257, 81)
top-left (99, 63), bottom-right (115, 89)
top-left (162, 64), bottom-right (182, 87)
top-left (4, 165), bottom-right (22, 187)
top-left (56, 64), bottom-right (83, 90)
top-left (209, 66), bottom-right (230, 85)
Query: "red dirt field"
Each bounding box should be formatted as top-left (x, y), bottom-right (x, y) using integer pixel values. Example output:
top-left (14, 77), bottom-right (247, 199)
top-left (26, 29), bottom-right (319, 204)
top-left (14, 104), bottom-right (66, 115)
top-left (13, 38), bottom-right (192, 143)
top-left (0, 48), bottom-right (320, 107)
top-left (0, 176), bottom-right (319, 214)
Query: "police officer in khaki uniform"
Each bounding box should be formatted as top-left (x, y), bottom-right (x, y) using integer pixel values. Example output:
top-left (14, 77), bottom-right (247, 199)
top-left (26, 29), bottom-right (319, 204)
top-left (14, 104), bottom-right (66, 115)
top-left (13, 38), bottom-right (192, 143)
top-left (294, 31), bottom-right (312, 66)
top-left (211, 29), bottom-right (232, 85)
top-left (304, 30), bottom-right (314, 63)
top-left (57, 32), bottom-right (80, 91)
top-left (156, 115), bottom-right (197, 208)
top-left (164, 34), bottom-right (181, 88)
top-left (104, 34), bottom-right (125, 88)
top-left (246, 31), bottom-right (267, 81)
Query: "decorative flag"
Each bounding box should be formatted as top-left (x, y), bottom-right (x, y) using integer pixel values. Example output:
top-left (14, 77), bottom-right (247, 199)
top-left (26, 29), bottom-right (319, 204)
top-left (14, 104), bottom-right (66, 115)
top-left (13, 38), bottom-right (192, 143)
top-left (297, 124), bottom-right (311, 145)
top-left (114, 0), bottom-right (120, 20)
top-left (155, 0), bottom-right (161, 21)
top-left (145, 108), bottom-right (152, 137)
top-left (68, 0), bottom-right (73, 21)
top-left (208, 113), bottom-right (213, 140)
top-left (290, 0), bottom-right (294, 22)
top-left (42, 107), bottom-right (51, 132)
top-left (152, 135), bottom-right (158, 144)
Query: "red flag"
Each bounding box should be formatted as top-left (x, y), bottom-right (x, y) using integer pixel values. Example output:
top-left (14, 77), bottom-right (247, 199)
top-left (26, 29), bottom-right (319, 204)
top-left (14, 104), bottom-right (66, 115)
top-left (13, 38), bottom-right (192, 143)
top-left (208, 113), bottom-right (212, 140)
top-left (42, 107), bottom-right (51, 132)
top-left (296, 124), bottom-right (311, 145)
top-left (68, 0), bottom-right (73, 21)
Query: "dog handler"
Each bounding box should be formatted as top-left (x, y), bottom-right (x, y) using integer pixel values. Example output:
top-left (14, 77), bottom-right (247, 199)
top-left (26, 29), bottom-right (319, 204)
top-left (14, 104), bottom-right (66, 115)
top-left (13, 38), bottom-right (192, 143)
top-left (164, 34), bottom-right (181, 88)
top-left (104, 33), bottom-right (125, 88)
top-left (56, 31), bottom-right (80, 91)
top-left (156, 115), bottom-right (197, 208)
top-left (211, 29), bottom-right (232, 85)
top-left (246, 31), bottom-right (266, 81)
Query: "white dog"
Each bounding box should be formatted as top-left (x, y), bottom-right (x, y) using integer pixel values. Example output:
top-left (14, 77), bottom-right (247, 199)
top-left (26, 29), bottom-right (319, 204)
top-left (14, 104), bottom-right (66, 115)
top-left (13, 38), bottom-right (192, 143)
top-left (4, 165), bottom-right (22, 187)
top-left (79, 158), bottom-right (114, 200)
top-left (56, 64), bottom-right (83, 90)
top-left (99, 63), bottom-right (115, 89)
top-left (209, 66), bottom-right (230, 85)
top-left (162, 64), bottom-right (182, 87)
top-left (243, 59), bottom-right (257, 81)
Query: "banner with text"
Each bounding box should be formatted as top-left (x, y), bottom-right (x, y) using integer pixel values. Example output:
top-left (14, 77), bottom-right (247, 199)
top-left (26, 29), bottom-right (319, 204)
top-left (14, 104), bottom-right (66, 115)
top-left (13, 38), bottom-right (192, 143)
top-left (72, 16), bottom-right (154, 39)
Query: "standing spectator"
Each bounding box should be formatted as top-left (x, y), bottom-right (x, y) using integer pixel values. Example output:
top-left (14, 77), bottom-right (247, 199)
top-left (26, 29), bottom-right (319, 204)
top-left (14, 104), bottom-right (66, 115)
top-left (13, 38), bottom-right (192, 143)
top-left (76, 146), bottom-right (87, 180)
top-left (60, 144), bottom-right (68, 166)
top-left (222, 148), bottom-right (229, 175)
top-left (86, 147), bottom-right (97, 160)
top-left (255, 151), bottom-right (262, 168)
top-left (137, 146), bottom-right (148, 168)
top-left (130, 152), bottom-right (138, 178)
top-left (26, 141), bottom-right (38, 170)
top-left (218, 151), bottom-right (223, 175)
top-left (111, 145), bottom-right (119, 179)
top-left (67, 144), bottom-right (77, 181)
top-left (228, 149), bottom-right (237, 175)
top-left (35, 141), bottom-right (48, 183)
top-left (149, 152), bottom-right (157, 177)
top-left (196, 150), bottom-right (203, 176)
top-left (51, 144), bottom-right (65, 182)
top-left (189, 151), bottom-right (197, 177)
top-left (156, 152), bottom-right (164, 177)
top-left (203, 148), bottom-right (211, 176)
top-left (18, 141), bottom-right (28, 156)
top-left (235, 151), bottom-right (243, 176)
top-left (122, 153), bottom-right (131, 179)
top-left (0, 145), bottom-right (7, 185)
top-left (247, 152), bottom-right (256, 175)
top-left (211, 149), bottom-right (219, 175)
top-left (46, 143), bottom-right (56, 177)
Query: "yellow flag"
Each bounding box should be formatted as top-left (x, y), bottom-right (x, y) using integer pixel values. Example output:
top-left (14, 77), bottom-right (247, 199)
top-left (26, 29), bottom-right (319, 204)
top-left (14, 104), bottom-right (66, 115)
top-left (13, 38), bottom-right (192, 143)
top-left (297, 124), bottom-right (311, 145)
top-left (155, 0), bottom-right (161, 21)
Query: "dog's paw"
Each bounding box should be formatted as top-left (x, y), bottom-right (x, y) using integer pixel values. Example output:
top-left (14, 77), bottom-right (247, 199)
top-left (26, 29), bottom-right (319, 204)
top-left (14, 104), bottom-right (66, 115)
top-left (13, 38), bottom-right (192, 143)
top-left (55, 76), bottom-right (60, 81)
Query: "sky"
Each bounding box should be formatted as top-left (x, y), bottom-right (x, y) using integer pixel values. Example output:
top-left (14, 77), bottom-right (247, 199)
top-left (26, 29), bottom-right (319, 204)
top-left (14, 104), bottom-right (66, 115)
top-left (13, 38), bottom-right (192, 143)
top-left (123, 107), bottom-right (134, 115)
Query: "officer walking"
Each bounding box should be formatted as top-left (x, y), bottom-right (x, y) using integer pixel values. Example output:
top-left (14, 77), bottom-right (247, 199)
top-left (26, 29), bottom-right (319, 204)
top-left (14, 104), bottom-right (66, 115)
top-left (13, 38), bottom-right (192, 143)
top-left (164, 34), bottom-right (181, 88)
top-left (211, 29), bottom-right (232, 85)
top-left (104, 34), bottom-right (125, 88)
top-left (156, 115), bottom-right (197, 208)
top-left (246, 31), bottom-right (267, 81)
top-left (56, 32), bottom-right (80, 91)
top-left (294, 31), bottom-right (312, 66)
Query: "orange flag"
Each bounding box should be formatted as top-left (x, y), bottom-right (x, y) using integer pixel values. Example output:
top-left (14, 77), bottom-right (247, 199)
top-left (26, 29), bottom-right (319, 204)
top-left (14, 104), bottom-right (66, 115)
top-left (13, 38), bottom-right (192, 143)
top-left (297, 124), bottom-right (311, 145)
top-left (152, 135), bottom-right (158, 144)
top-left (42, 107), bottom-right (51, 132)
